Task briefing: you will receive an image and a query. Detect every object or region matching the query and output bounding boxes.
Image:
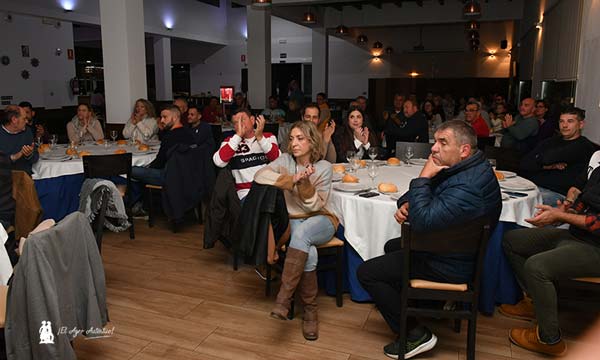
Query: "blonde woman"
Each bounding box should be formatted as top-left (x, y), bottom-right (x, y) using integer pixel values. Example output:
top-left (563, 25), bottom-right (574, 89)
top-left (123, 99), bottom-right (159, 142)
top-left (254, 121), bottom-right (337, 341)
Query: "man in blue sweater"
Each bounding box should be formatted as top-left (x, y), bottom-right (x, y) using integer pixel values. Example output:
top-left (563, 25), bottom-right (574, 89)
top-left (0, 105), bottom-right (38, 175)
top-left (358, 120), bottom-right (501, 359)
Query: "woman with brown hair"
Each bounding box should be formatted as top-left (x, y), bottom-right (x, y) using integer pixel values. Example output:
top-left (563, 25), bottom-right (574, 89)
top-left (254, 121), bottom-right (337, 341)
top-left (67, 103), bottom-right (104, 143)
top-left (332, 107), bottom-right (379, 163)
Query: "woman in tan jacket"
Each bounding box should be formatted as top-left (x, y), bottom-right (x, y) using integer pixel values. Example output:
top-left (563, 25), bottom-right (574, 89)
top-left (254, 121), bottom-right (337, 341)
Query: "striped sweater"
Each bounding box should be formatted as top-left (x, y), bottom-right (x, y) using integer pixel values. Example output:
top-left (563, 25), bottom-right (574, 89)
top-left (213, 132), bottom-right (280, 199)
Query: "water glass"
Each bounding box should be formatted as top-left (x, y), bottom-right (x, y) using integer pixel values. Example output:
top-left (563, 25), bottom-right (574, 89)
top-left (368, 163), bottom-right (379, 190)
top-left (346, 150), bottom-right (356, 172)
top-left (351, 156), bottom-right (361, 173)
top-left (405, 146), bottom-right (414, 166)
top-left (368, 147), bottom-right (378, 162)
top-left (50, 134), bottom-right (58, 148)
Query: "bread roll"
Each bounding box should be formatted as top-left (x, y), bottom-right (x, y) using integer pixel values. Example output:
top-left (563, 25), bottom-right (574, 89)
top-left (378, 183), bottom-right (398, 193)
top-left (332, 164), bottom-right (346, 174)
top-left (38, 144), bottom-right (50, 153)
top-left (78, 151), bottom-right (91, 157)
top-left (66, 148), bottom-right (77, 156)
top-left (342, 174), bottom-right (359, 183)
top-left (96, 139), bottom-right (105, 145)
top-left (138, 144), bottom-right (149, 151)
top-left (387, 157), bottom-right (401, 166)
top-left (117, 139), bottom-right (128, 145)
top-left (494, 171), bottom-right (505, 181)
top-left (114, 149), bottom-right (127, 155)
top-left (359, 159), bottom-right (367, 168)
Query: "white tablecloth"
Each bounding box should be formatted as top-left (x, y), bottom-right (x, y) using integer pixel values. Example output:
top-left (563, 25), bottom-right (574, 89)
top-left (327, 163), bottom-right (542, 261)
top-left (0, 223), bottom-right (13, 285)
top-left (32, 143), bottom-right (158, 180)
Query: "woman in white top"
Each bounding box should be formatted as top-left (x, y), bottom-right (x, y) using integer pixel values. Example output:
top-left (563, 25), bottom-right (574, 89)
top-left (122, 99), bottom-right (159, 142)
top-left (67, 104), bottom-right (104, 143)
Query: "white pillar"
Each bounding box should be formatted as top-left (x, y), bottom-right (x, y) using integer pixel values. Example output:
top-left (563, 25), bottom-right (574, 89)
top-left (311, 27), bottom-right (329, 101)
top-left (153, 36), bottom-right (173, 101)
top-left (246, 5), bottom-right (271, 109)
top-left (99, 0), bottom-right (147, 124)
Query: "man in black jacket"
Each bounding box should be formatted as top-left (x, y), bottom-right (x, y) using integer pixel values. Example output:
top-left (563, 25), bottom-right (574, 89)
top-left (384, 99), bottom-right (429, 157)
top-left (520, 107), bottom-right (596, 205)
top-left (0, 151), bottom-right (15, 229)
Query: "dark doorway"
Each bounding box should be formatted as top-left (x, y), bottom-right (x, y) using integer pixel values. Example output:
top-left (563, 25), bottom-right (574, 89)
top-left (272, 63), bottom-right (302, 104)
top-left (172, 64), bottom-right (190, 96)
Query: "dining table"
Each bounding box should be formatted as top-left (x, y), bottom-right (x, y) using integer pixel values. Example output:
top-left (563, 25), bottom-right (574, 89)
top-left (31, 141), bottom-right (158, 221)
top-left (323, 159), bottom-right (542, 314)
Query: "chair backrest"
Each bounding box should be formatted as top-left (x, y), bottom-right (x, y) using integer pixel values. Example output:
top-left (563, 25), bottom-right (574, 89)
top-left (395, 141), bottom-right (432, 160)
top-left (401, 216), bottom-right (491, 289)
top-left (210, 124), bottom-right (223, 145)
top-left (484, 145), bottom-right (522, 173)
top-left (264, 123), bottom-right (279, 137)
top-left (82, 153), bottom-right (132, 179)
top-left (477, 136), bottom-right (495, 151)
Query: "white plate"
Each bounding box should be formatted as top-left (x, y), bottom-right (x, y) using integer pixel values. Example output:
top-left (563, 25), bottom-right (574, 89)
top-left (132, 150), bottom-right (157, 155)
top-left (332, 173), bottom-right (344, 182)
top-left (389, 193), bottom-right (402, 201)
top-left (145, 139), bottom-right (161, 146)
top-left (500, 178), bottom-right (537, 191)
top-left (41, 153), bottom-right (70, 160)
top-left (410, 158), bottom-right (428, 165)
top-left (498, 170), bottom-right (517, 178)
top-left (333, 183), bottom-right (370, 192)
top-left (502, 193), bottom-right (510, 201)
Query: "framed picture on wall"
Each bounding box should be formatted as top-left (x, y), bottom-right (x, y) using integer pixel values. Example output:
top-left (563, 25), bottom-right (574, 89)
top-left (21, 45), bottom-right (30, 58)
top-left (220, 86), bottom-right (234, 104)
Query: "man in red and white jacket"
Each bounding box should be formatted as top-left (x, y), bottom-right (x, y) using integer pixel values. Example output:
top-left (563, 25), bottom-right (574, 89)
top-left (213, 110), bottom-right (280, 200)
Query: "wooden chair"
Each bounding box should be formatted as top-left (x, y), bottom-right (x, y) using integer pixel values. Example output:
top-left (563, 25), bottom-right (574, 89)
top-left (265, 236), bottom-right (344, 318)
top-left (398, 217), bottom-right (491, 360)
top-left (90, 188), bottom-right (110, 252)
top-left (82, 153), bottom-right (134, 239)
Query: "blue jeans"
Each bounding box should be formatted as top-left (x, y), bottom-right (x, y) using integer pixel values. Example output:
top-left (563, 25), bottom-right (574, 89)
top-left (538, 186), bottom-right (564, 206)
top-left (131, 166), bottom-right (165, 204)
top-left (289, 216), bottom-right (335, 272)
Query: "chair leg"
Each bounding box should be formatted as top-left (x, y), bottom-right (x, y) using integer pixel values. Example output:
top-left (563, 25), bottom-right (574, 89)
top-left (265, 264), bottom-right (272, 296)
top-left (232, 250), bottom-right (238, 271)
top-left (128, 212), bottom-right (135, 239)
top-left (454, 319), bottom-right (461, 333)
top-left (335, 246), bottom-right (343, 307)
top-left (466, 317), bottom-right (477, 360)
top-left (147, 188), bottom-right (154, 228)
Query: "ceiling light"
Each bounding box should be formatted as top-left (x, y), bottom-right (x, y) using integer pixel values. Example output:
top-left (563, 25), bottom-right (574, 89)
top-left (372, 41), bottom-right (383, 49)
top-left (302, 10), bottom-right (316, 24)
top-left (357, 34), bottom-right (368, 44)
top-left (465, 21), bottom-right (480, 31)
top-left (409, 71), bottom-right (420, 78)
top-left (335, 25), bottom-right (349, 36)
top-left (252, 0), bottom-right (272, 7)
top-left (463, 1), bottom-right (481, 18)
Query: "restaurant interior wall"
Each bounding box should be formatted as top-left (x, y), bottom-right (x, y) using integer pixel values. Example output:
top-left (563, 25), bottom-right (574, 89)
top-left (576, 0), bottom-right (600, 144)
top-left (0, 12), bottom-right (77, 109)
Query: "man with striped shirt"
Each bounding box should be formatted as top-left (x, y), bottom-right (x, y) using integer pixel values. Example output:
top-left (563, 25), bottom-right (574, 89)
top-left (213, 110), bottom-right (280, 201)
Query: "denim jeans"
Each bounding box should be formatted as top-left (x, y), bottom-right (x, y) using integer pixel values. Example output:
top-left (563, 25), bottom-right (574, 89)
top-left (503, 228), bottom-right (600, 343)
top-left (130, 166), bottom-right (165, 204)
top-left (289, 215), bottom-right (335, 272)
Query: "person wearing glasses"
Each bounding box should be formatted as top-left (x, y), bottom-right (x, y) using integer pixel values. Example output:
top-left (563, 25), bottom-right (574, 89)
top-left (464, 100), bottom-right (490, 137)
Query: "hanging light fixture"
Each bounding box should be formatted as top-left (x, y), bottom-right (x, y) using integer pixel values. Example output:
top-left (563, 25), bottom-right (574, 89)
top-left (252, 0), bottom-right (272, 7)
top-left (463, 1), bottom-right (481, 18)
top-left (302, 9), bottom-right (316, 24)
top-left (357, 34), bottom-right (369, 44)
top-left (465, 21), bottom-right (480, 31)
top-left (335, 7), bottom-right (349, 36)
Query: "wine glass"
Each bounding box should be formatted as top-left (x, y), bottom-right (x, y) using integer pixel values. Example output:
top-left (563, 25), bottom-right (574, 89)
top-left (351, 155), bottom-right (361, 173)
top-left (50, 134), bottom-right (58, 148)
top-left (405, 146), bottom-right (414, 166)
top-left (35, 136), bottom-right (42, 148)
top-left (346, 150), bottom-right (356, 172)
top-left (367, 163), bottom-right (379, 190)
top-left (110, 130), bottom-right (118, 144)
top-left (78, 129), bottom-right (85, 145)
top-left (368, 147), bottom-right (378, 163)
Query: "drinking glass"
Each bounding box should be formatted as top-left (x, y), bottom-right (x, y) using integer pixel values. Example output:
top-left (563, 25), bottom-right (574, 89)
top-left (35, 136), bottom-right (42, 147)
top-left (346, 150), bottom-right (356, 172)
top-left (50, 134), bottom-right (58, 148)
top-left (368, 163), bottom-right (379, 190)
top-left (368, 147), bottom-right (378, 162)
top-left (489, 159), bottom-right (497, 169)
top-left (110, 130), bottom-right (118, 143)
top-left (405, 146), bottom-right (414, 166)
top-left (351, 156), bottom-right (361, 173)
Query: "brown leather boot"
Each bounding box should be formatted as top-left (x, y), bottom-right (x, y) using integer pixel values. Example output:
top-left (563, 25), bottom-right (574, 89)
top-left (509, 326), bottom-right (567, 357)
top-left (499, 295), bottom-right (535, 321)
top-left (270, 248), bottom-right (308, 320)
top-left (299, 270), bottom-right (319, 340)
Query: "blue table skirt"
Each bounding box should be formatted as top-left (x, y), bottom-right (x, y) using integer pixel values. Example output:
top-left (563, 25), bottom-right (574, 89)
top-left (35, 174), bottom-right (85, 221)
top-left (320, 222), bottom-right (523, 313)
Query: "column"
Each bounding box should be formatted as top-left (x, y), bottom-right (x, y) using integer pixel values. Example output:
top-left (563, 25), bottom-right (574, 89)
top-left (311, 27), bottom-right (329, 101)
top-left (246, 5), bottom-right (271, 109)
top-left (99, 0), bottom-right (147, 124)
top-left (154, 36), bottom-right (173, 101)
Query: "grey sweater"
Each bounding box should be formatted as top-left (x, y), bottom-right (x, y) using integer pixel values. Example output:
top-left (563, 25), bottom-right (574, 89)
top-left (5, 212), bottom-right (108, 360)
